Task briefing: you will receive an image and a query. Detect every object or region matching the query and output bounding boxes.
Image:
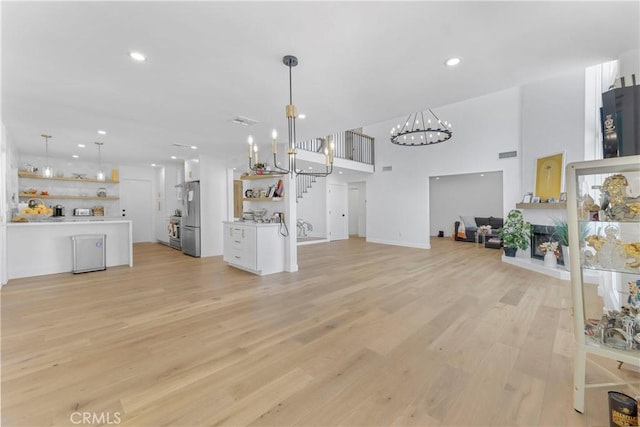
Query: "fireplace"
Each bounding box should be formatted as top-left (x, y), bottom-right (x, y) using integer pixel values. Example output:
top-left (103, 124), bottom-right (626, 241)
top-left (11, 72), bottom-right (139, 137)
top-left (531, 224), bottom-right (565, 266)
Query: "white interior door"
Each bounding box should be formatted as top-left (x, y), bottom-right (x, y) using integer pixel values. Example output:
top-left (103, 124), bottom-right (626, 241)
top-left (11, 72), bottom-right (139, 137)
top-left (328, 184), bottom-right (348, 241)
top-left (348, 187), bottom-right (359, 236)
top-left (120, 178), bottom-right (153, 243)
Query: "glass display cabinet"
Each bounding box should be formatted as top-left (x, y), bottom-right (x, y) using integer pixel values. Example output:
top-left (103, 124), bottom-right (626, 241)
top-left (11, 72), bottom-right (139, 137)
top-left (566, 155), bottom-right (640, 413)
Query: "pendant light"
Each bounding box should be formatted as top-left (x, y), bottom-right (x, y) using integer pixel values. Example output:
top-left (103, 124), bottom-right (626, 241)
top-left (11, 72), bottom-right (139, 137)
top-left (41, 134), bottom-right (53, 178)
top-left (95, 142), bottom-right (105, 181)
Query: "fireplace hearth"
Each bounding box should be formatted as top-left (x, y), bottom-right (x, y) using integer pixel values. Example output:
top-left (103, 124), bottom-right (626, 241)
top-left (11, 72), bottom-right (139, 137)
top-left (531, 224), bottom-right (565, 266)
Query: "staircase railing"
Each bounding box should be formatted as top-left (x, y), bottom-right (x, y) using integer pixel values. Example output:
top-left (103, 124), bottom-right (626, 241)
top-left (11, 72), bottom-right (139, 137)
top-left (295, 130), bottom-right (375, 166)
top-left (296, 174), bottom-right (317, 202)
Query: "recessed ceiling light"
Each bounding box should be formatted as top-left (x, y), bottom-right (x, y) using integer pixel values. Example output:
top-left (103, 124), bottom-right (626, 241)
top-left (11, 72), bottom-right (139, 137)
top-left (298, 114), bottom-right (306, 119)
top-left (445, 57), bottom-right (461, 67)
top-left (72, 154), bottom-right (79, 158)
top-left (97, 130), bottom-right (107, 135)
top-left (338, 171), bottom-right (343, 174)
top-left (190, 146), bottom-right (198, 150)
top-left (151, 163), bottom-right (157, 167)
top-left (170, 156), bottom-right (177, 160)
top-left (77, 144), bottom-right (85, 148)
top-left (129, 51), bottom-right (147, 62)
top-left (435, 177), bottom-right (440, 180)
top-left (308, 166), bottom-right (313, 170)
top-left (480, 174), bottom-right (485, 177)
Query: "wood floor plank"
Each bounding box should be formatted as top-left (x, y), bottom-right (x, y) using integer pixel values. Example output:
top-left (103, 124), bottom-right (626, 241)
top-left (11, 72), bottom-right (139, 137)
top-left (2, 238), bottom-right (637, 426)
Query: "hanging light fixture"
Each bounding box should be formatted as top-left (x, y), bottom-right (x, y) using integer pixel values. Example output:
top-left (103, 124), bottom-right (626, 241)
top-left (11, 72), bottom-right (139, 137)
top-left (41, 134), bottom-right (53, 178)
top-left (95, 142), bottom-right (105, 181)
top-left (390, 109), bottom-right (453, 146)
top-left (247, 55), bottom-right (334, 177)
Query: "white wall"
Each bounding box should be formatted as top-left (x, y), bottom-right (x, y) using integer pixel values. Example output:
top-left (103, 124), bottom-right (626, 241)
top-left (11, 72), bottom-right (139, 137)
top-left (429, 171), bottom-right (503, 237)
top-left (198, 154), bottom-right (227, 257)
top-left (521, 69), bottom-right (586, 195)
top-left (364, 87), bottom-right (523, 249)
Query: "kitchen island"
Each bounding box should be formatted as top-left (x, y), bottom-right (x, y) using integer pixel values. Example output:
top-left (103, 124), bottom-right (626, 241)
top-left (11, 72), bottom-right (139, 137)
top-left (223, 221), bottom-right (285, 276)
top-left (6, 219), bottom-right (132, 280)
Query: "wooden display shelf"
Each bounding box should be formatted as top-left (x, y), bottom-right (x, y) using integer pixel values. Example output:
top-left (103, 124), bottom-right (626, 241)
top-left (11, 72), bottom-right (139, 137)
top-left (18, 171), bottom-right (119, 184)
top-left (19, 193), bottom-right (119, 201)
top-left (515, 202), bottom-right (566, 210)
top-left (243, 197), bottom-right (284, 202)
top-left (240, 173), bottom-right (284, 181)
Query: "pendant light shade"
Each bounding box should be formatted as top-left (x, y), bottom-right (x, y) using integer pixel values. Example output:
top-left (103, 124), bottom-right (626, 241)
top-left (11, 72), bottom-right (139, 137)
top-left (41, 134), bottom-right (53, 178)
top-left (95, 142), bottom-right (105, 181)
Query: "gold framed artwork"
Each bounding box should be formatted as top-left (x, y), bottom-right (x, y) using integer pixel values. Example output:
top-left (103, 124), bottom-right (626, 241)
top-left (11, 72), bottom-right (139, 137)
top-left (535, 152), bottom-right (565, 201)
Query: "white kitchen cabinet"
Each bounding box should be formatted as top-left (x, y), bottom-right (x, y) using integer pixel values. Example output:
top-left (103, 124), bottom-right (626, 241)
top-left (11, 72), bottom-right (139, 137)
top-left (184, 158), bottom-right (200, 182)
top-left (566, 155), bottom-right (640, 414)
top-left (223, 221), bottom-right (285, 275)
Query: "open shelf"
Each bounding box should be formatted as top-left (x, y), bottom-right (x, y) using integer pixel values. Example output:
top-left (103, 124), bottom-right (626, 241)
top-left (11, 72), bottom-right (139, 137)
top-left (243, 197), bottom-right (283, 202)
top-left (18, 171), bottom-right (119, 184)
top-left (515, 202), bottom-right (566, 210)
top-left (19, 193), bottom-right (119, 201)
top-left (240, 173), bottom-right (284, 181)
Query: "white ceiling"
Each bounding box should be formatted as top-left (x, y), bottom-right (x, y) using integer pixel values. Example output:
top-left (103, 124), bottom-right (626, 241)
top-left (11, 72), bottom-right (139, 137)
top-left (2, 1), bottom-right (639, 170)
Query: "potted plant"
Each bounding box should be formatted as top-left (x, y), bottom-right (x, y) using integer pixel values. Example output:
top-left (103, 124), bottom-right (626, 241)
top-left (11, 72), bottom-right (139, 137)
top-left (498, 209), bottom-right (532, 257)
top-left (551, 217), bottom-right (588, 271)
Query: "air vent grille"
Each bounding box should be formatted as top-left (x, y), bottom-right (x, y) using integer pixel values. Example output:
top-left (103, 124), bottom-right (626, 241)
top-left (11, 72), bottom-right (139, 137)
top-left (498, 150), bottom-right (517, 159)
top-left (382, 166), bottom-right (393, 172)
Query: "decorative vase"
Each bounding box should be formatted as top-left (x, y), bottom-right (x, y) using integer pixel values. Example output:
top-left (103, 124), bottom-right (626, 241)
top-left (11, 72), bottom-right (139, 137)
top-left (561, 245), bottom-right (570, 271)
top-left (504, 247), bottom-right (517, 257)
top-left (544, 251), bottom-right (557, 268)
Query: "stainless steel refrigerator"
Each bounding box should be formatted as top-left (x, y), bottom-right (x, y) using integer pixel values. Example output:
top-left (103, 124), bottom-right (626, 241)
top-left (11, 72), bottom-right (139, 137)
top-left (181, 181), bottom-right (201, 257)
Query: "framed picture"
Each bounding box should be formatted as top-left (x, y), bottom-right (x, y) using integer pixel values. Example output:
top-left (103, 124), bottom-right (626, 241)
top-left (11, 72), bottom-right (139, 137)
top-left (535, 152), bottom-right (565, 201)
top-left (522, 193), bottom-right (532, 203)
top-left (532, 196), bottom-right (541, 203)
top-left (559, 192), bottom-right (567, 202)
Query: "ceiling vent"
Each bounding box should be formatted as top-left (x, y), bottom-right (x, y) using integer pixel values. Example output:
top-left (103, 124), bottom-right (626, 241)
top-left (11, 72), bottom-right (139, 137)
top-left (382, 166), bottom-right (393, 172)
top-left (231, 116), bottom-right (258, 126)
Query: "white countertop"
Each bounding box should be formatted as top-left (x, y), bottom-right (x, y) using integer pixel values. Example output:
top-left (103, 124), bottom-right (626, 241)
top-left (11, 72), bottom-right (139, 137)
top-left (8, 217), bottom-right (130, 226)
top-left (223, 220), bottom-right (280, 227)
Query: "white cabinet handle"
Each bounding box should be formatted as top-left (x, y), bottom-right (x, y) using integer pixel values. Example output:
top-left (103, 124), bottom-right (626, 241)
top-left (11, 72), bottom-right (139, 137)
top-left (234, 240), bottom-right (241, 244)
top-left (234, 255), bottom-right (241, 259)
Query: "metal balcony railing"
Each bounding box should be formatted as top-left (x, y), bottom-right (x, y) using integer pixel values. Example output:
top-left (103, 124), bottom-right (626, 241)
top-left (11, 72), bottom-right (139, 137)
top-left (295, 130), bottom-right (375, 166)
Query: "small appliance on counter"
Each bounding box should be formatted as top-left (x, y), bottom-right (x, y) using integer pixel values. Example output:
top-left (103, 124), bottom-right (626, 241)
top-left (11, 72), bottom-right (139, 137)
top-left (53, 205), bottom-right (65, 217)
top-left (73, 208), bottom-right (92, 216)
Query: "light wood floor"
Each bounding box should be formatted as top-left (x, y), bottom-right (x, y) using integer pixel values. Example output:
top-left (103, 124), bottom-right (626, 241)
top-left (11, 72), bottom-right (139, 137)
top-left (2, 238), bottom-right (638, 426)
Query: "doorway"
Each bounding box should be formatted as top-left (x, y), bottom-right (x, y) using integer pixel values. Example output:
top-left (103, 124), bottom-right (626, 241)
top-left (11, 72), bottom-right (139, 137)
top-left (348, 182), bottom-right (366, 237)
top-left (120, 178), bottom-right (153, 243)
top-left (429, 171), bottom-right (503, 238)
top-left (328, 183), bottom-right (348, 240)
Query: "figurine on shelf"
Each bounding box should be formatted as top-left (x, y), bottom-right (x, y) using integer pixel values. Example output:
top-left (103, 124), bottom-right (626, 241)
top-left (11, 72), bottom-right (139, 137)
top-left (597, 225), bottom-right (627, 270)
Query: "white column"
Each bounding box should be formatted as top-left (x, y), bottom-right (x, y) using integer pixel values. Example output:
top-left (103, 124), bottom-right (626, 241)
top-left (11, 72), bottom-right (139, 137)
top-left (284, 172), bottom-right (298, 272)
